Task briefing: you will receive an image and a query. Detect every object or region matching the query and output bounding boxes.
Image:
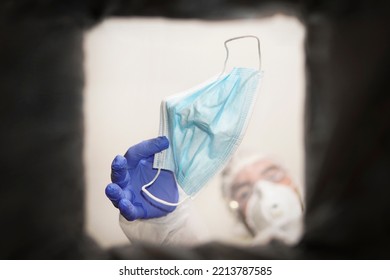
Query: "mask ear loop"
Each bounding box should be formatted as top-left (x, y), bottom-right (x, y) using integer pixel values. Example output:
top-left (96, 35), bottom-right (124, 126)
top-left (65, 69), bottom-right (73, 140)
top-left (221, 35), bottom-right (262, 74)
top-left (142, 101), bottom-right (188, 206)
top-left (141, 169), bottom-right (189, 207)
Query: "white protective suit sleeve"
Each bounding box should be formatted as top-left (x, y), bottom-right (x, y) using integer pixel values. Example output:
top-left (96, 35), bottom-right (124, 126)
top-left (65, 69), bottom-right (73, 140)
top-left (119, 198), bottom-right (208, 246)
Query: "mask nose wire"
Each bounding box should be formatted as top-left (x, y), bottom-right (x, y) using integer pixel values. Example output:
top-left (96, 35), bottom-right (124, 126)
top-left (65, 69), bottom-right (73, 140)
top-left (221, 35), bottom-right (262, 74)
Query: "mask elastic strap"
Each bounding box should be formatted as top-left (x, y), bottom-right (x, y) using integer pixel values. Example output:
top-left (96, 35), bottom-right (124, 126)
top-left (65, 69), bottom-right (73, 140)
top-left (221, 35), bottom-right (262, 74)
top-left (141, 168), bottom-right (189, 207)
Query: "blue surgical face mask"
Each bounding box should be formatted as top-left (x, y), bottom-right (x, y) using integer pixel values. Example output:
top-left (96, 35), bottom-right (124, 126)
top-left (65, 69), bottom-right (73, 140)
top-left (142, 36), bottom-right (264, 206)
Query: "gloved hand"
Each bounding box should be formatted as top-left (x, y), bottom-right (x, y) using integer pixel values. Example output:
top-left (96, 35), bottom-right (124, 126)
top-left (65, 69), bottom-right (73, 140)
top-left (105, 136), bottom-right (178, 221)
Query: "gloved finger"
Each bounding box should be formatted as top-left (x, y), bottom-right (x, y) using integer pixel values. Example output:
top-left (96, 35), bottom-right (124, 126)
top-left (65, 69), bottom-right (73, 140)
top-left (118, 199), bottom-right (145, 221)
top-left (111, 155), bottom-right (130, 187)
top-left (105, 183), bottom-right (124, 207)
top-left (125, 136), bottom-right (169, 168)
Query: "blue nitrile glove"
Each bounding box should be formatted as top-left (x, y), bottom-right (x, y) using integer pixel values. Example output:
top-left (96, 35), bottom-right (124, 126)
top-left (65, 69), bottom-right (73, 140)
top-left (105, 136), bottom-right (178, 221)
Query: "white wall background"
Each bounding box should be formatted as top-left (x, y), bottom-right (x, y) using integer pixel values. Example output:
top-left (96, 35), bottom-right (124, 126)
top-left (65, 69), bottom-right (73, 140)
top-left (83, 15), bottom-right (305, 248)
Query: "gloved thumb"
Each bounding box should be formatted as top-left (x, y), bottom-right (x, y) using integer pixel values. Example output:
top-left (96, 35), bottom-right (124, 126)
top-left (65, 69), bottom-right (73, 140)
top-left (125, 136), bottom-right (169, 168)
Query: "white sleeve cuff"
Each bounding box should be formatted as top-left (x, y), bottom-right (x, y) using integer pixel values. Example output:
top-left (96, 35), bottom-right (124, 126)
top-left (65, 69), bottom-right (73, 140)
top-left (119, 199), bottom-right (205, 246)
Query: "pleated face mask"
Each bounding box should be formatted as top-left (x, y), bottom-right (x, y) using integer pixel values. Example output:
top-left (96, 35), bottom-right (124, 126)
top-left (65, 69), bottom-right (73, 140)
top-left (142, 36), bottom-right (264, 206)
